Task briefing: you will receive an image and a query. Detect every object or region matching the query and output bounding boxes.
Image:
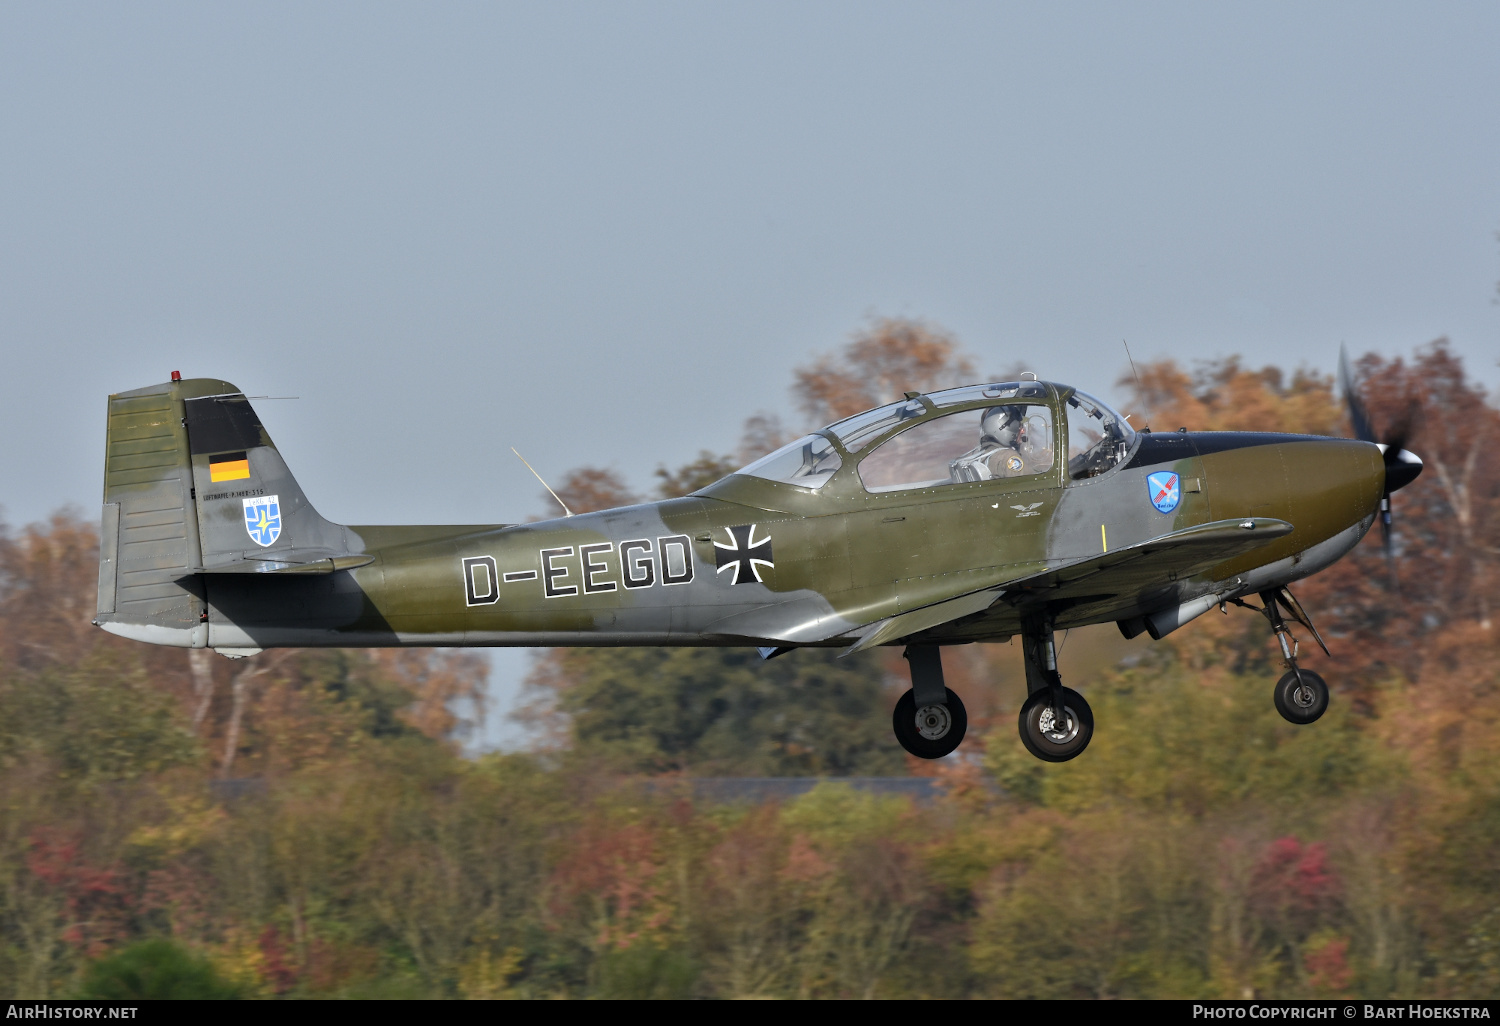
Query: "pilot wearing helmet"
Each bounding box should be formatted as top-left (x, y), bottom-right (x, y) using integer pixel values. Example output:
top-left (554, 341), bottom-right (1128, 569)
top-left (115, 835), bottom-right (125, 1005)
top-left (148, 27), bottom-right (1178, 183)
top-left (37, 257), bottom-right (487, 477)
top-left (950, 405), bottom-right (1033, 482)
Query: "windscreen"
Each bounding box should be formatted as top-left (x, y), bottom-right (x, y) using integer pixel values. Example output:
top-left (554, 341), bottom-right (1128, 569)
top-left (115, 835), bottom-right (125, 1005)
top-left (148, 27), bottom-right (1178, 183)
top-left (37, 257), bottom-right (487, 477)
top-left (735, 434), bottom-right (843, 489)
top-left (1066, 390), bottom-right (1137, 479)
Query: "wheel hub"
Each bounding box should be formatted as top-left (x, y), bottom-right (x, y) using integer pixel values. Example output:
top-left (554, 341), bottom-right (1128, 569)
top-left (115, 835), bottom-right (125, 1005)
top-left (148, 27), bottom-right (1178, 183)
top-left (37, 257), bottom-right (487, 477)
top-left (915, 703), bottom-right (952, 741)
top-left (1038, 705), bottom-right (1078, 744)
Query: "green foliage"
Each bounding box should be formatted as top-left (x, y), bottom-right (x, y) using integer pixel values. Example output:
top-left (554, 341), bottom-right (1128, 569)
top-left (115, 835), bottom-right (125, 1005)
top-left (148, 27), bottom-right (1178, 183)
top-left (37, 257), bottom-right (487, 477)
top-left (0, 626), bottom-right (1493, 1000)
top-left (966, 807), bottom-right (1216, 999)
top-left (0, 653), bottom-right (200, 785)
top-left (555, 647), bottom-right (905, 776)
top-left (595, 942), bottom-right (699, 999)
top-left (968, 661), bottom-right (1418, 998)
top-left (780, 781), bottom-right (913, 843)
top-left (987, 665), bottom-right (1395, 818)
top-left (78, 939), bottom-right (242, 999)
top-left (302, 650), bottom-right (427, 742)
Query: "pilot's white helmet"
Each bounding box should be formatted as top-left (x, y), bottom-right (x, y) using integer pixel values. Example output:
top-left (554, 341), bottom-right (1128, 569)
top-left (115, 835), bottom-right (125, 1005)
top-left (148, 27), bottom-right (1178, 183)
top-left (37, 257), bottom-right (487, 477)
top-left (981, 405), bottom-right (1022, 448)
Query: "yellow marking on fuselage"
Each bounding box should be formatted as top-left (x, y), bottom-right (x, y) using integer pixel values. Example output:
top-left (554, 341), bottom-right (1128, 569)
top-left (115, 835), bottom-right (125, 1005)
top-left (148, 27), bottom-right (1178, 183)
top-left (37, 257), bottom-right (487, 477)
top-left (1101, 523), bottom-right (1107, 552)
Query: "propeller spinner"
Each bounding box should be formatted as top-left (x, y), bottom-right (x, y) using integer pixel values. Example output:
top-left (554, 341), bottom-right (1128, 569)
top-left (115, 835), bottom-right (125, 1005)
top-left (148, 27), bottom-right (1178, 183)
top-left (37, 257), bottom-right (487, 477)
top-left (1339, 346), bottom-right (1423, 584)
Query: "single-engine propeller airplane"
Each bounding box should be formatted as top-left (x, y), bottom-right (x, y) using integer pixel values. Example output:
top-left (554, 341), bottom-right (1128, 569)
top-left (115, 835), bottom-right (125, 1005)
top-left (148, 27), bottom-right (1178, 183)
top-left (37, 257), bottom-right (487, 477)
top-left (93, 357), bottom-right (1421, 762)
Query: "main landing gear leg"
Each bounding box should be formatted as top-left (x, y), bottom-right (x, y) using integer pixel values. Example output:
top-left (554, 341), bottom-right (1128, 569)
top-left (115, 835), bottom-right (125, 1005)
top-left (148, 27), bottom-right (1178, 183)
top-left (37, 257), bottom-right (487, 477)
top-left (1017, 617), bottom-right (1094, 762)
top-left (891, 645), bottom-right (967, 759)
top-left (1247, 587), bottom-right (1330, 725)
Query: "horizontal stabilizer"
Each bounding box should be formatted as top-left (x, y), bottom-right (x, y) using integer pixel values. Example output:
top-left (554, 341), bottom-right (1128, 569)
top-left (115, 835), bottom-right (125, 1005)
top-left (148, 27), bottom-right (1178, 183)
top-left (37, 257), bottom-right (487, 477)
top-left (192, 554), bottom-right (374, 575)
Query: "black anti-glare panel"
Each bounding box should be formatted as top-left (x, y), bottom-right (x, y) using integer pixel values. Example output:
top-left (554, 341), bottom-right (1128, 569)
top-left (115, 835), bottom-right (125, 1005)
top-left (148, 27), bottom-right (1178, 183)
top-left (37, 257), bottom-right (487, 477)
top-left (1186, 431), bottom-right (1327, 456)
top-left (1122, 434), bottom-right (1199, 471)
top-left (185, 395), bottom-right (266, 455)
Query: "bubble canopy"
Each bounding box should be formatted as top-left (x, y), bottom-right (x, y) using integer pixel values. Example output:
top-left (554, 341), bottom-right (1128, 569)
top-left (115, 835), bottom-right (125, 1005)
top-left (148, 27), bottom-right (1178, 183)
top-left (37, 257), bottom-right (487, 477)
top-left (730, 382), bottom-right (1136, 490)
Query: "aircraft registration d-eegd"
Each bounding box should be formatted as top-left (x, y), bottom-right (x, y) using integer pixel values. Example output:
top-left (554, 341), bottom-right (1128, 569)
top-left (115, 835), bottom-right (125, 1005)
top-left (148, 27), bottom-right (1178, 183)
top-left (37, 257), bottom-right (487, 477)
top-left (94, 363), bottom-right (1421, 762)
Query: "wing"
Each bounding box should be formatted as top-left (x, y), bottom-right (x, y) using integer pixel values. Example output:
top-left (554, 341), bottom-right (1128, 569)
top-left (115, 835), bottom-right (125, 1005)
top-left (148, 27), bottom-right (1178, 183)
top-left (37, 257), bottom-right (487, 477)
top-left (703, 516), bottom-right (1292, 648)
top-left (843, 516), bottom-right (1293, 651)
top-left (999, 516), bottom-right (1291, 601)
top-left (842, 586), bottom-right (1006, 654)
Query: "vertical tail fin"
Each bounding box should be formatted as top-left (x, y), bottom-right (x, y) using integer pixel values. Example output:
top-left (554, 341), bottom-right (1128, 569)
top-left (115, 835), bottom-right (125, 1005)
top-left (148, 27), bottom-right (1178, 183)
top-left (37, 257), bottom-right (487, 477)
top-left (182, 388), bottom-right (351, 567)
top-left (97, 377), bottom-right (356, 648)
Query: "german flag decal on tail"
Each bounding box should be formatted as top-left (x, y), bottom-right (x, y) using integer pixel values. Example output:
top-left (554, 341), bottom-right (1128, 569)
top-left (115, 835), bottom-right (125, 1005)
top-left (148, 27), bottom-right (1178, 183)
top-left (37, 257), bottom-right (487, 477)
top-left (209, 451), bottom-right (251, 482)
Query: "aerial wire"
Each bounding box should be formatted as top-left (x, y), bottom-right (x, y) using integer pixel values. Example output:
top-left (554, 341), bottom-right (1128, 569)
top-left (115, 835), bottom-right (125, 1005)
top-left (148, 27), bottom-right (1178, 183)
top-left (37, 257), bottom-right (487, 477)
top-left (510, 447), bottom-right (574, 517)
top-left (1123, 340), bottom-right (1153, 432)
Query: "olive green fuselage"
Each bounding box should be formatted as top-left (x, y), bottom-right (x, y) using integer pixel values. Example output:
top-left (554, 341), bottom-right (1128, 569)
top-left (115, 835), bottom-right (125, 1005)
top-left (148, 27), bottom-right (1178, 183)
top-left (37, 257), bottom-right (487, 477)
top-left (95, 377), bottom-right (1385, 654)
top-left (204, 435), bottom-right (1382, 652)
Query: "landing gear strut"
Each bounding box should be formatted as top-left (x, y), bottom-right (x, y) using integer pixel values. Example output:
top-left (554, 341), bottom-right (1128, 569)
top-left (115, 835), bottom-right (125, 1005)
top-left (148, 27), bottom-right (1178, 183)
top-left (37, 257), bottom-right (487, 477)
top-left (892, 645), bottom-right (967, 759)
top-left (1017, 617), bottom-right (1093, 762)
top-left (1234, 586), bottom-right (1330, 725)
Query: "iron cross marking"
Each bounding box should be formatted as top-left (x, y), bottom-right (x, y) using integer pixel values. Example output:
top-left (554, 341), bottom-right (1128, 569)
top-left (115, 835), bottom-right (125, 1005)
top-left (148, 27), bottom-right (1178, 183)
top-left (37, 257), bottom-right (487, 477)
top-left (714, 524), bottom-right (774, 585)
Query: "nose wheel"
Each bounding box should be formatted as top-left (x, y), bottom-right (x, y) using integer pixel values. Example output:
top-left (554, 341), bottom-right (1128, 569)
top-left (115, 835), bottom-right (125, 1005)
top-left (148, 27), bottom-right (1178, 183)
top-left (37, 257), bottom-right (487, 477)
top-left (1230, 586), bottom-right (1333, 726)
top-left (1273, 669), bottom-right (1328, 724)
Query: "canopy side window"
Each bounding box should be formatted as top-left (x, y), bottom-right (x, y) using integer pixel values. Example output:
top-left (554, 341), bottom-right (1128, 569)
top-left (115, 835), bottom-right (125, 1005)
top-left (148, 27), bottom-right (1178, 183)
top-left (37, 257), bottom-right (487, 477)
top-left (735, 433), bottom-right (843, 489)
top-left (858, 405), bottom-right (1055, 493)
top-left (1066, 390), bottom-right (1136, 480)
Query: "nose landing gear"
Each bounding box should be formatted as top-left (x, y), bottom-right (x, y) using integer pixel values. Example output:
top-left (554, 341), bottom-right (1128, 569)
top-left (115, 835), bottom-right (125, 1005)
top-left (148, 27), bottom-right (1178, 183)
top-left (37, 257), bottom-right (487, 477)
top-left (1274, 668), bottom-right (1329, 723)
top-left (1231, 586), bottom-right (1331, 725)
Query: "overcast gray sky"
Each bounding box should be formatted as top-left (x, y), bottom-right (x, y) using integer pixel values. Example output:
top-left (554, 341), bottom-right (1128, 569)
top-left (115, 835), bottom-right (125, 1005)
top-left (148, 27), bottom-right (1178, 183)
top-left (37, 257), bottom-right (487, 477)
top-left (3, 2), bottom-right (1497, 745)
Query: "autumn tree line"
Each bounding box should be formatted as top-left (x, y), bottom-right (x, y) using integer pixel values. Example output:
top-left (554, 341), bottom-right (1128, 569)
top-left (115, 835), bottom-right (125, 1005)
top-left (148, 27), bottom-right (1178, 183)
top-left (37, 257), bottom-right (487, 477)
top-left (1, 321), bottom-right (1497, 998)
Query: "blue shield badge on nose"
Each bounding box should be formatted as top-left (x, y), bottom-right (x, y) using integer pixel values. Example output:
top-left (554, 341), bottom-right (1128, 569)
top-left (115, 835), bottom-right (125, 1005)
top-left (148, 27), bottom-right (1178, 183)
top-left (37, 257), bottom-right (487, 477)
top-left (1146, 472), bottom-right (1181, 514)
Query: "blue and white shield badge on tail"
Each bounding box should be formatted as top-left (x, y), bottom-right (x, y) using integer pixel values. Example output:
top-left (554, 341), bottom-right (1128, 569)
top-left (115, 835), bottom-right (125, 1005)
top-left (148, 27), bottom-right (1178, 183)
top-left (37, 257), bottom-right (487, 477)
top-left (243, 495), bottom-right (281, 547)
top-left (1146, 472), bottom-right (1181, 514)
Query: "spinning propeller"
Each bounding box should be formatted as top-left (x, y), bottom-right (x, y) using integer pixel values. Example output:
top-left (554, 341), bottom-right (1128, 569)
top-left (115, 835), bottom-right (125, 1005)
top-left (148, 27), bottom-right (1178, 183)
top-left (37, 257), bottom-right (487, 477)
top-left (1338, 346), bottom-right (1423, 586)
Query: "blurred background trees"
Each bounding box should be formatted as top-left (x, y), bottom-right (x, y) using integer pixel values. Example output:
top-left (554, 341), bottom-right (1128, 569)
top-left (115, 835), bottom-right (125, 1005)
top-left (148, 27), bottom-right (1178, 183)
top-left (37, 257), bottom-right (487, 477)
top-left (0, 319), bottom-right (1497, 997)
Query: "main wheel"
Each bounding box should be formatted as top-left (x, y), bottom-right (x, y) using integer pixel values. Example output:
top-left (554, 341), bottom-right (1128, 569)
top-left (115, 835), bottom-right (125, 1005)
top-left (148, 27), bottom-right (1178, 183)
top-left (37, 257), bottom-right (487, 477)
top-left (892, 688), bottom-right (968, 759)
top-left (1018, 688), bottom-right (1094, 763)
top-left (1273, 669), bottom-right (1328, 724)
